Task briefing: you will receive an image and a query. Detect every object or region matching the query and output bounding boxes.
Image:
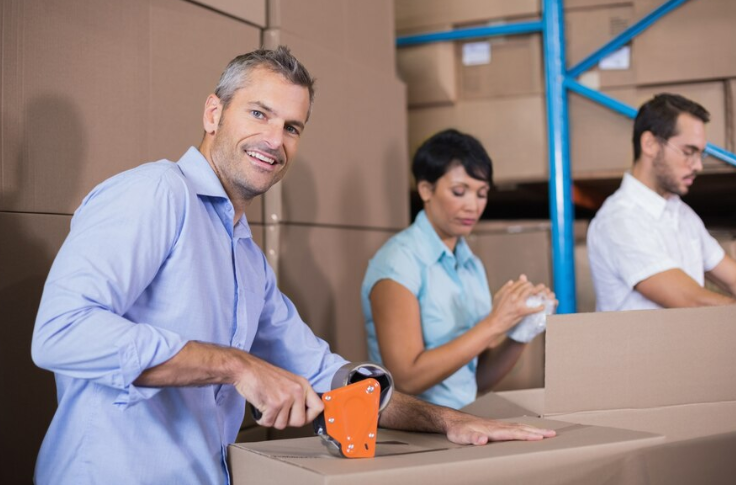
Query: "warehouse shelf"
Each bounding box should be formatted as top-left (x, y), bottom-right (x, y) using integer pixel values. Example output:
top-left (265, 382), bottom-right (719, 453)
top-left (396, 0), bottom-right (736, 313)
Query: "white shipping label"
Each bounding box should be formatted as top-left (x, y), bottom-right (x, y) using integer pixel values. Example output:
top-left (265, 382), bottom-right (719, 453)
top-left (462, 41), bottom-right (491, 66)
top-left (598, 45), bottom-right (631, 70)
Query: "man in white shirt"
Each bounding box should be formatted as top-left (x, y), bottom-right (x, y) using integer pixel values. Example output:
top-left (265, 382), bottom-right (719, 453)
top-left (588, 93), bottom-right (736, 311)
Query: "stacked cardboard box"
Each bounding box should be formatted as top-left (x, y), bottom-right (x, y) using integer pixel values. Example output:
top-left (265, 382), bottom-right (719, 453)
top-left (396, 0), bottom-right (547, 184)
top-left (0, 0), bottom-right (263, 481)
top-left (398, 0), bottom-right (736, 183)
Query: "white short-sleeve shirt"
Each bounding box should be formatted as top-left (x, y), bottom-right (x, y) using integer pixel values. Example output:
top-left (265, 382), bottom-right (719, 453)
top-left (587, 173), bottom-right (725, 311)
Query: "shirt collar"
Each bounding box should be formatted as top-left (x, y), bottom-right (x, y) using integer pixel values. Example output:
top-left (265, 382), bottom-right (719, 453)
top-left (414, 210), bottom-right (473, 266)
top-left (620, 172), bottom-right (674, 220)
top-left (176, 147), bottom-right (229, 199)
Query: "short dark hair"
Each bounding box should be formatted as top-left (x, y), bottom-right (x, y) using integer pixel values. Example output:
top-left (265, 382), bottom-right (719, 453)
top-left (633, 93), bottom-right (709, 161)
top-left (215, 45), bottom-right (316, 120)
top-left (412, 129), bottom-right (493, 186)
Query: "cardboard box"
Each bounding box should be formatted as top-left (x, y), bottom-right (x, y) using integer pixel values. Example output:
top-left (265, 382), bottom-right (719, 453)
top-left (269, 0), bottom-right (395, 74)
top-left (0, 212), bottom-right (71, 485)
top-left (729, 79), bottom-right (736, 153)
top-left (545, 306), bottom-right (736, 442)
top-left (263, 30), bottom-right (409, 229)
top-left (277, 224), bottom-right (395, 362)
top-left (1, 0), bottom-right (261, 218)
top-left (229, 415), bottom-right (662, 484)
top-left (457, 32), bottom-right (544, 100)
top-left (633, 0), bottom-right (736, 85)
top-left (397, 41), bottom-right (457, 107)
top-left (467, 221), bottom-right (552, 391)
top-left (409, 95), bottom-right (548, 183)
top-left (395, 0), bottom-right (540, 33)
top-left (565, 4), bottom-right (636, 89)
top-left (188, 0), bottom-right (266, 27)
top-left (570, 81), bottom-right (727, 178)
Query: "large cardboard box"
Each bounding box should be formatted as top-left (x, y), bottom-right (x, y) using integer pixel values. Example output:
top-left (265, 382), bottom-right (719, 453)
top-left (457, 32), bottom-right (544, 100)
top-left (0, 0), bottom-right (262, 218)
top-left (229, 415), bottom-right (662, 484)
top-left (409, 96), bottom-right (548, 183)
top-left (188, 0), bottom-right (266, 26)
top-left (633, 0), bottom-right (736, 85)
top-left (565, 4), bottom-right (636, 89)
top-left (397, 41), bottom-right (457, 107)
top-left (264, 30), bottom-right (409, 229)
top-left (277, 224), bottom-right (395, 362)
top-left (570, 81), bottom-right (729, 178)
top-left (395, 0), bottom-right (539, 33)
top-left (0, 212), bottom-right (71, 485)
top-left (269, 0), bottom-right (395, 74)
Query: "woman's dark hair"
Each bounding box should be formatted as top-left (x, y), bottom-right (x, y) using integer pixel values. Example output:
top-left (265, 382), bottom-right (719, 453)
top-left (633, 93), bottom-right (709, 162)
top-left (412, 129), bottom-right (493, 185)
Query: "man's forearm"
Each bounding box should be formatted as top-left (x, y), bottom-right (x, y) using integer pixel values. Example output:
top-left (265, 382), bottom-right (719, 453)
top-left (134, 341), bottom-right (243, 387)
top-left (378, 391), bottom-right (450, 434)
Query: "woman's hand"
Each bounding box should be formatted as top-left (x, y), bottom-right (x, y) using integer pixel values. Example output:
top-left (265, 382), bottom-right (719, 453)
top-left (484, 275), bottom-right (551, 336)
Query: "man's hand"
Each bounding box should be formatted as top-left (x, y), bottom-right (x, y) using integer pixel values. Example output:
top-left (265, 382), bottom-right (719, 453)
top-left (232, 351), bottom-right (324, 429)
top-left (443, 412), bottom-right (556, 445)
top-left (379, 392), bottom-right (555, 444)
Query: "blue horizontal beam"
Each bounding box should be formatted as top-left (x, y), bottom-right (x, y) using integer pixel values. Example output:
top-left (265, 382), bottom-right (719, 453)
top-left (565, 79), bottom-right (736, 167)
top-left (396, 20), bottom-right (543, 47)
top-left (567, 0), bottom-right (689, 79)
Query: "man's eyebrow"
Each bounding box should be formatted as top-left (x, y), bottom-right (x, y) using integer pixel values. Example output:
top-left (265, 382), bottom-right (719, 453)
top-left (249, 101), bottom-right (305, 130)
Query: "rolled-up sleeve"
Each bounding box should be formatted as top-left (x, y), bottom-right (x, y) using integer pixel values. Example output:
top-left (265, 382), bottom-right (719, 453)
top-left (32, 167), bottom-right (189, 407)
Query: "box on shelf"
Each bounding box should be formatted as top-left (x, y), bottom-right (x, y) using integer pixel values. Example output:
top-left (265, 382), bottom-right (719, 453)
top-left (395, 0), bottom-right (539, 33)
top-left (570, 81), bottom-right (728, 178)
top-left (565, 4), bottom-right (636, 89)
top-left (633, 0), bottom-right (736, 85)
top-left (409, 95), bottom-right (548, 183)
top-left (189, 0), bottom-right (266, 27)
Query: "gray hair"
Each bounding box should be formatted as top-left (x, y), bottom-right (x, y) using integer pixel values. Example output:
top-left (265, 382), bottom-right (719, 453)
top-left (214, 45), bottom-right (315, 121)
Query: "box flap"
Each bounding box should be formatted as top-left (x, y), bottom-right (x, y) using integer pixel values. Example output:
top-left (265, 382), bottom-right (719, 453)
top-left (545, 306), bottom-right (736, 415)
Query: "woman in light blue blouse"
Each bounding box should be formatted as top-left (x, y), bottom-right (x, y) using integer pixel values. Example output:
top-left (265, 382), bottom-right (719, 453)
top-left (361, 129), bottom-right (553, 409)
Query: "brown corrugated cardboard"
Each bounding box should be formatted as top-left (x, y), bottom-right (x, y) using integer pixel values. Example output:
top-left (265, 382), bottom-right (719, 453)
top-left (268, 0), bottom-right (395, 74)
top-left (277, 224), bottom-right (395, 362)
top-left (229, 417), bottom-right (662, 485)
top-left (264, 29), bottom-right (409, 229)
top-left (570, 81), bottom-right (728, 178)
top-left (466, 221), bottom-right (552, 391)
top-left (457, 32), bottom-right (544, 99)
top-left (633, 0), bottom-right (736, 85)
top-left (397, 42), bottom-right (457, 107)
top-left (409, 96), bottom-right (548, 183)
top-left (566, 4), bottom-right (635, 88)
top-left (188, 0), bottom-right (266, 27)
top-left (1, 0), bottom-right (261, 218)
top-left (729, 79), bottom-right (736, 153)
top-left (0, 212), bottom-right (71, 485)
top-left (545, 306), bottom-right (736, 438)
top-left (395, 0), bottom-right (540, 33)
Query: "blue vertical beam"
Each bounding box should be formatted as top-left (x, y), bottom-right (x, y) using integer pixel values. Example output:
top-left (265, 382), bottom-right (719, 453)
top-left (543, 0), bottom-right (577, 313)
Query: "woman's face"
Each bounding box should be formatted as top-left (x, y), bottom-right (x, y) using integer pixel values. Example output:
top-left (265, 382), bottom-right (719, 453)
top-left (419, 164), bottom-right (490, 250)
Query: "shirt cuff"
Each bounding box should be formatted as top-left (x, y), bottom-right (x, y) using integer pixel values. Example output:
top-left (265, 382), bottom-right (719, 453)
top-left (624, 261), bottom-right (679, 289)
top-left (114, 330), bottom-right (189, 409)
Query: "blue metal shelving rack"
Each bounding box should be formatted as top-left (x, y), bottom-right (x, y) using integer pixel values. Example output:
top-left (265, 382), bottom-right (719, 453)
top-left (397, 0), bottom-right (736, 314)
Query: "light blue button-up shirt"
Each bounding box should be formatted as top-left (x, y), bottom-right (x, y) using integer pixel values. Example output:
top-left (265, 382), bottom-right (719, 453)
top-left (361, 210), bottom-right (492, 409)
top-left (32, 147), bottom-right (347, 484)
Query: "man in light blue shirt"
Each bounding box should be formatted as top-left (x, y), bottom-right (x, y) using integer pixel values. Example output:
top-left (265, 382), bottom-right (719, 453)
top-left (32, 46), bottom-right (555, 484)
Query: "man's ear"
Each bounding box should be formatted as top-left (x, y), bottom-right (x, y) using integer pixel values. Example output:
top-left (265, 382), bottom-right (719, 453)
top-left (203, 94), bottom-right (222, 134)
top-left (417, 180), bottom-right (434, 203)
top-left (640, 131), bottom-right (660, 159)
